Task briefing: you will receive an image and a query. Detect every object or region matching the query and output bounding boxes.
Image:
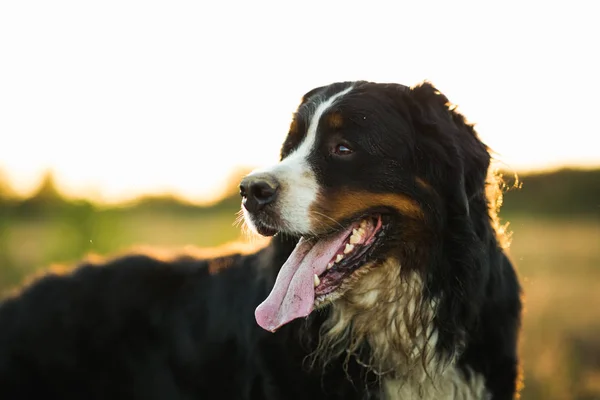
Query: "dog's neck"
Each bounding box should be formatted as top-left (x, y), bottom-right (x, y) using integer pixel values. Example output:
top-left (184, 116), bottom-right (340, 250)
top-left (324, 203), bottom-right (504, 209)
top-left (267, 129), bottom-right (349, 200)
top-left (313, 258), bottom-right (486, 399)
top-left (315, 259), bottom-right (440, 374)
top-left (264, 238), bottom-right (489, 399)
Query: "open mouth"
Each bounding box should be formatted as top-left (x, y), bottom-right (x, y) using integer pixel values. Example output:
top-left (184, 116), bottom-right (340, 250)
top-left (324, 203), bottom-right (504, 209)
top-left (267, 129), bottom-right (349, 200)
top-left (255, 214), bottom-right (386, 332)
top-left (314, 216), bottom-right (383, 299)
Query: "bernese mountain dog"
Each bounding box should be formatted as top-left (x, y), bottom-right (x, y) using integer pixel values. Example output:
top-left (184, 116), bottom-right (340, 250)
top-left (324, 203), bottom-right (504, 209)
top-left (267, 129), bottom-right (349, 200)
top-left (0, 81), bottom-right (522, 399)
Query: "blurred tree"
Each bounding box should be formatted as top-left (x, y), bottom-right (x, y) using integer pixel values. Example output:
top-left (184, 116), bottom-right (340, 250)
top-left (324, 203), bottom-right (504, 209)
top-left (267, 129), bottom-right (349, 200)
top-left (501, 168), bottom-right (600, 217)
top-left (11, 170), bottom-right (96, 260)
top-left (13, 170), bottom-right (68, 218)
top-left (0, 170), bottom-right (16, 204)
top-left (129, 194), bottom-right (198, 214)
top-left (0, 170), bottom-right (16, 287)
top-left (25, 171), bottom-right (65, 208)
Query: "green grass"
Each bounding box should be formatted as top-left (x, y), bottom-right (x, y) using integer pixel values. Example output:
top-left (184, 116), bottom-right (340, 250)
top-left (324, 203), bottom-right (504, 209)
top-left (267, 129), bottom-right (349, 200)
top-left (1, 210), bottom-right (598, 399)
top-left (0, 208), bottom-right (243, 293)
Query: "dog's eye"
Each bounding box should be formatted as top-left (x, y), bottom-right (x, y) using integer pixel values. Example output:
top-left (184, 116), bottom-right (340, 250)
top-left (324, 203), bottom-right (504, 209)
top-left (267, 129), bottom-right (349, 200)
top-left (332, 144), bottom-right (353, 156)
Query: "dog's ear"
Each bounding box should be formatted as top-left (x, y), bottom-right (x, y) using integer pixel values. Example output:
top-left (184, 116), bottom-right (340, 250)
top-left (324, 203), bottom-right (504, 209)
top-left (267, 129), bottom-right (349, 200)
top-left (407, 82), bottom-right (494, 352)
top-left (407, 82), bottom-right (491, 216)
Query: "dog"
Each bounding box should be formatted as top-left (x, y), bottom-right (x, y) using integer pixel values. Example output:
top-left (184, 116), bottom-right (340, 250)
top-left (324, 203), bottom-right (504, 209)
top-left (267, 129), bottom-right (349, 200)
top-left (0, 81), bottom-right (522, 399)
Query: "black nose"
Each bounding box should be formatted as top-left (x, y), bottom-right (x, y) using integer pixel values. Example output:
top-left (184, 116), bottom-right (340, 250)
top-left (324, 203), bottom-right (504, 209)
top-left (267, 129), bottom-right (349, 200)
top-left (239, 174), bottom-right (280, 213)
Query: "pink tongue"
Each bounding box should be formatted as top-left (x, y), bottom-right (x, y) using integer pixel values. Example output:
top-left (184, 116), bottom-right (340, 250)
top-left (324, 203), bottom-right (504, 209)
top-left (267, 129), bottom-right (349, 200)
top-left (255, 226), bottom-right (353, 332)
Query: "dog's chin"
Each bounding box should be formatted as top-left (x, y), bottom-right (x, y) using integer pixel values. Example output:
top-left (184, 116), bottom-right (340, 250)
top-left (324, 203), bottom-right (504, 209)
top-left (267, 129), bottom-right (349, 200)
top-left (254, 223), bottom-right (278, 237)
top-left (313, 259), bottom-right (380, 309)
top-left (243, 213), bottom-right (280, 237)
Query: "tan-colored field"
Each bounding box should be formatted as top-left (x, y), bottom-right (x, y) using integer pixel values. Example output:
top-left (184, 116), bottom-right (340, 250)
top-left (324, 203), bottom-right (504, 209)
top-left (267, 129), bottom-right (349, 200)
top-left (508, 216), bottom-right (600, 399)
top-left (1, 211), bottom-right (598, 399)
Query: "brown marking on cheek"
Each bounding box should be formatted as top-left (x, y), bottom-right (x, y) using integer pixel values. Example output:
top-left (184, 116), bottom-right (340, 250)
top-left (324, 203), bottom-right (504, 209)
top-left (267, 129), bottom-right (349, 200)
top-left (309, 190), bottom-right (424, 230)
top-left (395, 220), bottom-right (432, 273)
top-left (327, 112), bottom-right (344, 129)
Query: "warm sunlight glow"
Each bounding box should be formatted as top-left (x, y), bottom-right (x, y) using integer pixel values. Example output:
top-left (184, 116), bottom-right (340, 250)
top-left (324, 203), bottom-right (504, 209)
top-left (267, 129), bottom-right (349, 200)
top-left (1, 1), bottom-right (598, 203)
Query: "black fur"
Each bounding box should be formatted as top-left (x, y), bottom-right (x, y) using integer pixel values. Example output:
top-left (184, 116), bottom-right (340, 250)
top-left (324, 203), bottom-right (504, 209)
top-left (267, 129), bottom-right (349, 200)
top-left (0, 239), bottom-right (377, 399)
top-left (0, 81), bottom-right (521, 399)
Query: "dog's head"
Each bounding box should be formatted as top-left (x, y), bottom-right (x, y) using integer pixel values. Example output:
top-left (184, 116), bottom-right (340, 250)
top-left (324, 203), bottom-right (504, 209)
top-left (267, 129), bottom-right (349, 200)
top-left (241, 81), bottom-right (491, 337)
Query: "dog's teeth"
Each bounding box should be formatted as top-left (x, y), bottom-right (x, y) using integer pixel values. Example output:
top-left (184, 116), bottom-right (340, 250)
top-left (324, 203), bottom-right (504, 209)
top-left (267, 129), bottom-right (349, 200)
top-left (327, 262), bottom-right (334, 270)
top-left (360, 219), bottom-right (368, 229)
top-left (335, 254), bottom-right (344, 263)
top-left (349, 233), bottom-right (362, 244)
top-left (344, 243), bottom-right (354, 254)
top-left (314, 274), bottom-right (320, 287)
top-left (350, 226), bottom-right (366, 244)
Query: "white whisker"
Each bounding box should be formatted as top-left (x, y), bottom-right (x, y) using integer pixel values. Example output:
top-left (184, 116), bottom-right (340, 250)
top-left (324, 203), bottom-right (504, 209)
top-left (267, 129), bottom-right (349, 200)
top-left (309, 211), bottom-right (345, 230)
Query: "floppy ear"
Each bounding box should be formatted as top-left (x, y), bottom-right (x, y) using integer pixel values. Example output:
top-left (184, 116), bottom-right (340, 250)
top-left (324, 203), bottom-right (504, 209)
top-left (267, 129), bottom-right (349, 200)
top-left (407, 82), bottom-right (494, 356)
top-left (408, 81), bottom-right (491, 217)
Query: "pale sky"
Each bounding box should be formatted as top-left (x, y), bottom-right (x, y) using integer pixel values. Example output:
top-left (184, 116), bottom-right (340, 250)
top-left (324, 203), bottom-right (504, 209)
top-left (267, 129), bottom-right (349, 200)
top-left (1, 1), bottom-right (598, 203)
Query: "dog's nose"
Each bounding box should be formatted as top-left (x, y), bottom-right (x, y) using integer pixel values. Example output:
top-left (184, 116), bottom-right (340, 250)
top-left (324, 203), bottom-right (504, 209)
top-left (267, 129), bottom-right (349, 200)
top-left (239, 174), bottom-right (280, 213)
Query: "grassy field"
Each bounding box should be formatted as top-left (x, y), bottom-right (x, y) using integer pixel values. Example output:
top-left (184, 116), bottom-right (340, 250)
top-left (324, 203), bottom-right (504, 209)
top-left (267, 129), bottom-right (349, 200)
top-left (507, 215), bottom-right (600, 400)
top-left (0, 208), bottom-right (243, 292)
top-left (0, 206), bottom-right (599, 399)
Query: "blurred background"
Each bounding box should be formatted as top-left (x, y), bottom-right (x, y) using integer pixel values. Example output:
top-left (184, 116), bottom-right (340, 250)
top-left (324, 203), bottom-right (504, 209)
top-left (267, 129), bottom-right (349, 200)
top-left (1, 1), bottom-right (598, 399)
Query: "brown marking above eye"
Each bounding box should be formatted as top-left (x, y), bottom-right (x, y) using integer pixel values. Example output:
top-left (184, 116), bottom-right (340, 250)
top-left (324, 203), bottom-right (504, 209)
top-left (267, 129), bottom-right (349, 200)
top-left (309, 190), bottom-right (424, 233)
top-left (326, 112), bottom-right (344, 129)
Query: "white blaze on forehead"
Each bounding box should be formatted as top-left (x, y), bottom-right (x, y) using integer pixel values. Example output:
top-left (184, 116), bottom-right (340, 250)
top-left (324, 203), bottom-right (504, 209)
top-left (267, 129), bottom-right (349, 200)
top-left (245, 86), bottom-right (353, 234)
top-left (292, 85), bottom-right (354, 164)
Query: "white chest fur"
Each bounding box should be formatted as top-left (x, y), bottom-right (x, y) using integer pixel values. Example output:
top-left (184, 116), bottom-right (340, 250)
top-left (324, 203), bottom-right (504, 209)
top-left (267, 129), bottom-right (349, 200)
top-left (382, 367), bottom-right (489, 400)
